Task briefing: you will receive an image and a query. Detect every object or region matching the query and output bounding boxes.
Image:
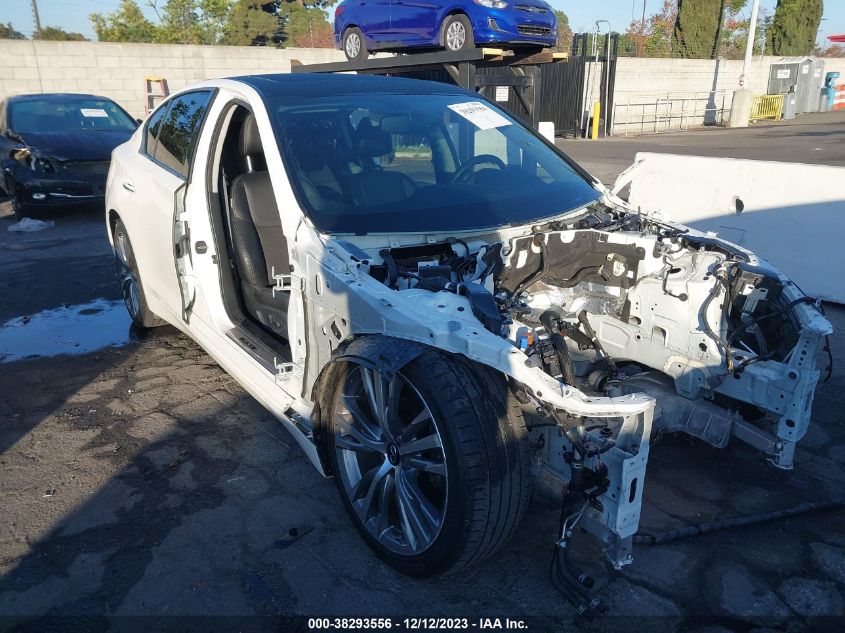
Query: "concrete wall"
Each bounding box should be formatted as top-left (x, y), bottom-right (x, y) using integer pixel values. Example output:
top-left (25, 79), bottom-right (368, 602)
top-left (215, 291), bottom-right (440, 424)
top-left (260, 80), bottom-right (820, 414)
top-left (3, 40), bottom-right (844, 130)
top-left (0, 40), bottom-right (344, 119)
top-left (580, 55), bottom-right (845, 135)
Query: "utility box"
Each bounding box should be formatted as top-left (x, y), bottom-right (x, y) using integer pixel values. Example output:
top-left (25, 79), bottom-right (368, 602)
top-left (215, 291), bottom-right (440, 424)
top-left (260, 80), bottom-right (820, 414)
top-left (782, 89), bottom-right (798, 119)
top-left (768, 58), bottom-right (824, 115)
top-left (799, 58), bottom-right (825, 113)
top-left (768, 63), bottom-right (799, 95)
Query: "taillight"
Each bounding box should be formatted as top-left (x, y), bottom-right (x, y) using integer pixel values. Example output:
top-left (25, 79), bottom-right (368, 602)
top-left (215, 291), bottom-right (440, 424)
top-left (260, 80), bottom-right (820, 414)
top-left (335, 4), bottom-right (345, 17)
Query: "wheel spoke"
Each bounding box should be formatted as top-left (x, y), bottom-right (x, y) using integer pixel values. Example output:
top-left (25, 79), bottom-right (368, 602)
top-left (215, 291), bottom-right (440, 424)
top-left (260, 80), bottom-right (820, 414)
top-left (335, 413), bottom-right (386, 453)
top-left (405, 456), bottom-right (447, 477)
top-left (362, 367), bottom-right (398, 441)
top-left (399, 432), bottom-right (441, 456)
top-left (370, 471), bottom-right (395, 539)
top-left (395, 469), bottom-right (441, 550)
top-left (395, 479), bottom-right (419, 551)
top-left (341, 394), bottom-right (380, 436)
top-left (397, 407), bottom-right (432, 443)
top-left (354, 460), bottom-right (392, 521)
top-left (360, 367), bottom-right (382, 423)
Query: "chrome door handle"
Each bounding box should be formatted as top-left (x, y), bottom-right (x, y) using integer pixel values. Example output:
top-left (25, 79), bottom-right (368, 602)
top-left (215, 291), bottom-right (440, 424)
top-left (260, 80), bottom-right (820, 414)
top-left (122, 181), bottom-right (135, 193)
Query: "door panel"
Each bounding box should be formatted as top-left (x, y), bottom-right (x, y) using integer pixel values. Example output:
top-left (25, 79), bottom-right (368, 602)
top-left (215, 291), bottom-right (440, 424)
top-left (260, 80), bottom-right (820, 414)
top-left (172, 182), bottom-right (196, 323)
top-left (389, 0), bottom-right (440, 44)
top-left (356, 0), bottom-right (392, 38)
top-left (119, 149), bottom-right (187, 321)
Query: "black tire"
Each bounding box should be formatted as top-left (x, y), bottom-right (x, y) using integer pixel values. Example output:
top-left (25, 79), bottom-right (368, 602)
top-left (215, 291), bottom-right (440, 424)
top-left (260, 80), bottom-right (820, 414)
top-left (322, 347), bottom-right (531, 576)
top-left (112, 218), bottom-right (163, 329)
top-left (342, 27), bottom-right (369, 61)
top-left (441, 14), bottom-right (474, 52)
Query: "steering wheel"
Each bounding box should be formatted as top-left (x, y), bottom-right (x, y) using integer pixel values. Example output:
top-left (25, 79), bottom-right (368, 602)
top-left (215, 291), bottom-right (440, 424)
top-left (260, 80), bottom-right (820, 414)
top-left (451, 154), bottom-right (507, 183)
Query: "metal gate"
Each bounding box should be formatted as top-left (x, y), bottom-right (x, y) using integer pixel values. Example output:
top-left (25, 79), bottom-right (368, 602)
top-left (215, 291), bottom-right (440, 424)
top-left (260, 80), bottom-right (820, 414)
top-left (393, 45), bottom-right (589, 138)
top-left (291, 45), bottom-right (591, 138)
top-left (536, 35), bottom-right (588, 138)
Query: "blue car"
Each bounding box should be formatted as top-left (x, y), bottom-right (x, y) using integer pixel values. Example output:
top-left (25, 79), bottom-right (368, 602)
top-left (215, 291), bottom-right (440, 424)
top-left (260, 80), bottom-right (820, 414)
top-left (333, 0), bottom-right (557, 60)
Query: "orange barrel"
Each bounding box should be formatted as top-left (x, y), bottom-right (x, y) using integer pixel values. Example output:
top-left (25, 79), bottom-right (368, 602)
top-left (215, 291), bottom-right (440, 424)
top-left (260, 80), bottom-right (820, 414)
top-left (835, 85), bottom-right (845, 110)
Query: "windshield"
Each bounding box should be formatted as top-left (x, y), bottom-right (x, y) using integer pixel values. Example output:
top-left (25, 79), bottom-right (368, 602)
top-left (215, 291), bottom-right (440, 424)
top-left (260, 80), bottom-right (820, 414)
top-left (269, 94), bottom-right (599, 234)
top-left (9, 98), bottom-right (137, 134)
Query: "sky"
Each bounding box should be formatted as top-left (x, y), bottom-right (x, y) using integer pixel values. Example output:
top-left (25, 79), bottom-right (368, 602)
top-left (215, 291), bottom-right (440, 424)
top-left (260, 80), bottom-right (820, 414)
top-left (1, 0), bottom-right (843, 45)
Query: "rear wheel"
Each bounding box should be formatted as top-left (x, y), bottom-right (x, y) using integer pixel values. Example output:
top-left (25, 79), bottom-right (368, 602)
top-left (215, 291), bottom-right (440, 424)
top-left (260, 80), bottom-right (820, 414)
top-left (442, 14), bottom-right (474, 52)
top-left (323, 348), bottom-right (531, 576)
top-left (343, 27), bottom-right (369, 61)
top-left (113, 218), bottom-right (163, 329)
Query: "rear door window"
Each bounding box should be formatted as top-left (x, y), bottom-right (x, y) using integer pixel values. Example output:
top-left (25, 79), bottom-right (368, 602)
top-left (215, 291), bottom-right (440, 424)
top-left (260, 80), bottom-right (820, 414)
top-left (144, 103), bottom-right (168, 157)
top-left (153, 91), bottom-right (213, 179)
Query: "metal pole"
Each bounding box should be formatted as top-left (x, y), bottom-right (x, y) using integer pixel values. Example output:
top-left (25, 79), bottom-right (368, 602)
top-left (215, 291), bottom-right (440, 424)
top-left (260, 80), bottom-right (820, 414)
top-left (740, 0), bottom-right (761, 88)
top-left (31, 0), bottom-right (42, 37)
top-left (640, 0), bottom-right (647, 56)
top-left (596, 20), bottom-right (612, 137)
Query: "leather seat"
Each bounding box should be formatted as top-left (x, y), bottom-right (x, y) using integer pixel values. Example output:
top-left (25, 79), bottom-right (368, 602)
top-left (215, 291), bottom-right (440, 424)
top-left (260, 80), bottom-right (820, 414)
top-left (346, 119), bottom-right (417, 207)
top-left (229, 114), bottom-right (290, 338)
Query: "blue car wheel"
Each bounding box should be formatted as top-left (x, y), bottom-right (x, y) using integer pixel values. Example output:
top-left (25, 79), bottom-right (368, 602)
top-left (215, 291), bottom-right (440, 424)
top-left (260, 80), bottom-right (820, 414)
top-left (442, 14), bottom-right (474, 52)
top-left (343, 26), bottom-right (369, 61)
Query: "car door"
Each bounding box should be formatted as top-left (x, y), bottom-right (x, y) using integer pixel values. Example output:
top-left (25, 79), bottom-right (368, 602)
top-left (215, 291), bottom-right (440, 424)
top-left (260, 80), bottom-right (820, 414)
top-left (119, 90), bottom-right (214, 324)
top-left (355, 0), bottom-right (392, 41)
top-left (389, 0), bottom-right (440, 44)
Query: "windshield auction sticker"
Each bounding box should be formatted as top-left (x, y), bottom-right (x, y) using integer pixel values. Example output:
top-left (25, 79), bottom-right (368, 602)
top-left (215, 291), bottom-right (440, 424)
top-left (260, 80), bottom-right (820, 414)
top-left (80, 108), bottom-right (109, 118)
top-left (447, 102), bottom-right (512, 130)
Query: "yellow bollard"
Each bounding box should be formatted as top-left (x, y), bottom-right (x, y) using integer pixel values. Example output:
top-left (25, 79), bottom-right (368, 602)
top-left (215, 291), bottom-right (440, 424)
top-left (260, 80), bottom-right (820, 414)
top-left (591, 102), bottom-right (601, 140)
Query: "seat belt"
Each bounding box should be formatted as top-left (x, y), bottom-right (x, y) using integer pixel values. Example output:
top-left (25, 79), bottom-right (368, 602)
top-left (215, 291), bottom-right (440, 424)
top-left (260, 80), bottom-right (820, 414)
top-left (220, 168), bottom-right (238, 275)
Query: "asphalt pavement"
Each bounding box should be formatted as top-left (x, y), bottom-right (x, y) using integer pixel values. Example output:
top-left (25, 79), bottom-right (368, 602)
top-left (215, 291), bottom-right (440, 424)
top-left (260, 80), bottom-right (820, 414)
top-left (1, 113), bottom-right (844, 630)
top-left (557, 111), bottom-right (845, 184)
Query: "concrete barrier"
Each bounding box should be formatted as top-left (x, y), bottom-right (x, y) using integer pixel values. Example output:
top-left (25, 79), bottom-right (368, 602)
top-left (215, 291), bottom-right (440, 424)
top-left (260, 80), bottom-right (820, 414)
top-left (614, 152), bottom-right (845, 303)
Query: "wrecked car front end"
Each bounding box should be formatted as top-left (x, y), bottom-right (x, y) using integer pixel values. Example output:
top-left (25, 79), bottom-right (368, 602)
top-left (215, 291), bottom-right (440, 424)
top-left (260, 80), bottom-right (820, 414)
top-left (302, 195), bottom-right (831, 579)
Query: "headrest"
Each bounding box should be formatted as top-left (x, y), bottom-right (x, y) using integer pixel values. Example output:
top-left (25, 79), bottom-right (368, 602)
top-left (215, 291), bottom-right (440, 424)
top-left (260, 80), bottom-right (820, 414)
top-left (381, 115), bottom-right (413, 134)
top-left (355, 119), bottom-right (392, 159)
top-left (239, 113), bottom-right (263, 157)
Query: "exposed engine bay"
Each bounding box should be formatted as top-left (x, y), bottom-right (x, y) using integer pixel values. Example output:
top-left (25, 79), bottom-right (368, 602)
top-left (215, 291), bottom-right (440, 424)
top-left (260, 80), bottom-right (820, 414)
top-left (337, 202), bottom-right (832, 610)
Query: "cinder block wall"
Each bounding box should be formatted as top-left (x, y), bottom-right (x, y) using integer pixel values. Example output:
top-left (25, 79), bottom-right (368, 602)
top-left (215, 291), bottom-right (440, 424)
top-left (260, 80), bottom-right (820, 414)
top-left (4, 40), bottom-right (844, 130)
top-left (579, 55), bottom-right (845, 135)
top-left (0, 40), bottom-right (345, 118)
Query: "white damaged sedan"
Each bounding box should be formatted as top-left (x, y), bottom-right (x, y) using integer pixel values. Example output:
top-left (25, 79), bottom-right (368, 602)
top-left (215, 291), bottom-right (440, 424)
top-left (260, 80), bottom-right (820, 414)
top-left (105, 73), bottom-right (831, 612)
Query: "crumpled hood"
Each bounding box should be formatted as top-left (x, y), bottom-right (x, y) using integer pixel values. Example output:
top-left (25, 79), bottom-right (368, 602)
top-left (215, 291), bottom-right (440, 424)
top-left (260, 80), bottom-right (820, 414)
top-left (16, 130), bottom-right (133, 162)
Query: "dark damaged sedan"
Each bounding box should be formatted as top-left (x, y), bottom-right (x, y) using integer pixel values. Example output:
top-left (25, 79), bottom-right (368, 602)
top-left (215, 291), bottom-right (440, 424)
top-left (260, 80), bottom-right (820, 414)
top-left (0, 93), bottom-right (138, 218)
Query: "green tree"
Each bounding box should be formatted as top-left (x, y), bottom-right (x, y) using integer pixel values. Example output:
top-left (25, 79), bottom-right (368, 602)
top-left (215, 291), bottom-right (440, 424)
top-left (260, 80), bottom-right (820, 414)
top-left (673, 0), bottom-right (733, 58)
top-left (35, 26), bottom-right (89, 41)
top-left (0, 22), bottom-right (26, 39)
top-left (281, 4), bottom-right (333, 47)
top-left (91, 0), bottom-right (158, 42)
top-left (222, 0), bottom-right (280, 45)
top-left (150, 0), bottom-right (205, 44)
top-left (552, 9), bottom-right (572, 53)
top-left (624, 0), bottom-right (677, 57)
top-left (767, 0), bottom-right (823, 56)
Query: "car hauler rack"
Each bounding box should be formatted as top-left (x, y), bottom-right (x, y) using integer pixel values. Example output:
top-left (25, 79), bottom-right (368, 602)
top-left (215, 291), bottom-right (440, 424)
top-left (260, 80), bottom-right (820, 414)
top-left (291, 47), bottom-right (568, 131)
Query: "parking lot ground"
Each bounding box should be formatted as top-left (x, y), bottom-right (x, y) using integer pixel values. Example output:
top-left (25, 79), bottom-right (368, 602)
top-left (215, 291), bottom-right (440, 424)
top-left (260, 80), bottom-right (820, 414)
top-left (557, 110), bottom-right (845, 184)
top-left (1, 114), bottom-right (845, 629)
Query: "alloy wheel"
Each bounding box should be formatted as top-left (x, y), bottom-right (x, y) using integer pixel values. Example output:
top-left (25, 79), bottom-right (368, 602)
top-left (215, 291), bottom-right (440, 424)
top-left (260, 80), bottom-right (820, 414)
top-left (333, 365), bottom-right (448, 555)
top-left (115, 231), bottom-right (141, 320)
top-left (446, 22), bottom-right (466, 51)
top-left (345, 32), bottom-right (361, 59)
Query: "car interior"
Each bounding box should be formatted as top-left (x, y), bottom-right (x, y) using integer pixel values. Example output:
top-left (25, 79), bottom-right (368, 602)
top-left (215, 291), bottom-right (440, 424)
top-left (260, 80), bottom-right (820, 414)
top-left (208, 103), bottom-right (293, 352)
top-left (204, 99), bottom-right (575, 352)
